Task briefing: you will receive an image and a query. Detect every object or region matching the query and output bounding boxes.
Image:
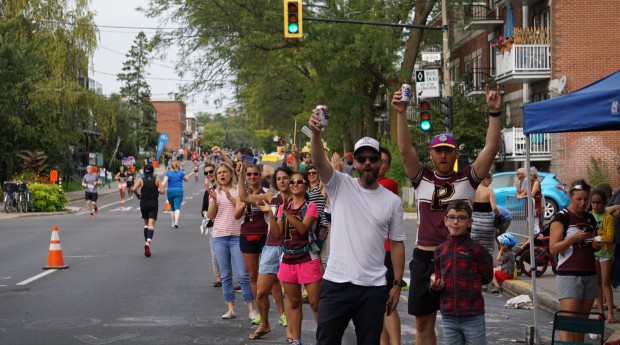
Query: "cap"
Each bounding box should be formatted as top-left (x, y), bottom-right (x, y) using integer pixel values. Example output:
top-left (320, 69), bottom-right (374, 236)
top-left (430, 133), bottom-right (457, 149)
top-left (144, 164), bottom-right (154, 174)
top-left (353, 137), bottom-right (380, 155)
top-left (344, 152), bottom-right (353, 159)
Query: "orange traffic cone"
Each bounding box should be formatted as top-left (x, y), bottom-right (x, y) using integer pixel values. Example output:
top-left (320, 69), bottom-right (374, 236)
top-left (165, 200), bottom-right (171, 211)
top-left (43, 225), bottom-right (69, 269)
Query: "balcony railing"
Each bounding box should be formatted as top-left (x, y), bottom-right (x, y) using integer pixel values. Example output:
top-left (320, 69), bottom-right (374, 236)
top-left (501, 127), bottom-right (551, 158)
top-left (461, 68), bottom-right (496, 95)
top-left (464, 3), bottom-right (503, 29)
top-left (495, 44), bottom-right (551, 82)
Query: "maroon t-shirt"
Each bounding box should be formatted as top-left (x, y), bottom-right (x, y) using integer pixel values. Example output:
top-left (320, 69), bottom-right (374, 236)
top-left (240, 187), bottom-right (269, 236)
top-left (265, 194), bottom-right (285, 247)
top-left (278, 201), bottom-right (318, 264)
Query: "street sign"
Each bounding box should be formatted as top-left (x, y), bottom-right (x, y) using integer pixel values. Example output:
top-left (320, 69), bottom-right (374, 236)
top-left (421, 53), bottom-right (441, 62)
top-left (415, 69), bottom-right (440, 99)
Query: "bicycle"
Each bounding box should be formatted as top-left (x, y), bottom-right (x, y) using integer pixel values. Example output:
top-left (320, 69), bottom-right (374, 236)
top-left (3, 181), bottom-right (19, 213)
top-left (514, 233), bottom-right (558, 277)
top-left (16, 182), bottom-right (30, 213)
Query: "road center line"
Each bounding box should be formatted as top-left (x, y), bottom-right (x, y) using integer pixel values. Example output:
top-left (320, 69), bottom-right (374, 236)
top-left (16, 269), bottom-right (57, 286)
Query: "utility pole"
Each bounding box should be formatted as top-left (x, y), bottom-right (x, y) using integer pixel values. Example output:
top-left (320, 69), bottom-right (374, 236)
top-left (442, 0), bottom-right (451, 99)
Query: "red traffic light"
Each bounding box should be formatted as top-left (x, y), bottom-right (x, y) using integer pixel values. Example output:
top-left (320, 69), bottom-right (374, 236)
top-left (420, 100), bottom-right (431, 110)
top-left (288, 3), bottom-right (298, 12)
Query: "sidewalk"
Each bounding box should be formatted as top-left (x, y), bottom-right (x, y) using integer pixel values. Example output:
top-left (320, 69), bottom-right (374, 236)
top-left (503, 273), bottom-right (620, 342)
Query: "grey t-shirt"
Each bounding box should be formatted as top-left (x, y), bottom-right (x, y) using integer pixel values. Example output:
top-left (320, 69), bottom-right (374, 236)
top-left (83, 173), bottom-right (99, 193)
top-left (501, 250), bottom-right (516, 275)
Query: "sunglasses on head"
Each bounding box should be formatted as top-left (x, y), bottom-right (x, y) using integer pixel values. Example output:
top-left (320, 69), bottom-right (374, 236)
top-left (246, 172), bottom-right (260, 177)
top-left (289, 179), bottom-right (307, 185)
top-left (204, 170), bottom-right (214, 176)
top-left (354, 155), bottom-right (381, 164)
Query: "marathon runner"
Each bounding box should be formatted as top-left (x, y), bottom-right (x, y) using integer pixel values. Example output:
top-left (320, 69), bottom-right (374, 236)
top-left (82, 165), bottom-right (99, 218)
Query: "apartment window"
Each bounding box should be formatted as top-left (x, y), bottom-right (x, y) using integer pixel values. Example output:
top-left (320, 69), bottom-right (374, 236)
top-left (533, 8), bottom-right (550, 28)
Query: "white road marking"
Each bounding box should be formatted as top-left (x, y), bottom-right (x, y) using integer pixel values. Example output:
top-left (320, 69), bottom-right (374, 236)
top-left (16, 270), bottom-right (56, 286)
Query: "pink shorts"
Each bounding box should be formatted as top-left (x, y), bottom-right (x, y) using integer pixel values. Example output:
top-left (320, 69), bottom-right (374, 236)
top-left (277, 259), bottom-right (322, 285)
top-left (118, 182), bottom-right (127, 190)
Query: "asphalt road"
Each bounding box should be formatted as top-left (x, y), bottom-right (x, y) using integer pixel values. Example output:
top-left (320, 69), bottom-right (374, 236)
top-left (0, 166), bottom-right (559, 344)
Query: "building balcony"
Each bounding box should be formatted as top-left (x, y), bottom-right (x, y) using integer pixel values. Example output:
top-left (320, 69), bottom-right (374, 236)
top-left (494, 44), bottom-right (551, 84)
top-left (464, 3), bottom-right (504, 30)
top-left (460, 68), bottom-right (496, 96)
top-left (498, 127), bottom-right (551, 163)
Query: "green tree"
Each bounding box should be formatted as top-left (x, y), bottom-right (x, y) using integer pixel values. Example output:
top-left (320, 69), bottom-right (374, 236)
top-left (117, 32), bottom-right (157, 151)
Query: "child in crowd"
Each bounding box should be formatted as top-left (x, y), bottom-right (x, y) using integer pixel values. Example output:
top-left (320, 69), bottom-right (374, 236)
top-left (430, 200), bottom-right (494, 345)
top-left (592, 189), bottom-right (616, 323)
top-left (491, 233), bottom-right (517, 293)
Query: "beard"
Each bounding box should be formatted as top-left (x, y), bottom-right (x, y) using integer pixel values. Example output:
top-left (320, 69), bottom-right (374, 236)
top-left (356, 166), bottom-right (380, 186)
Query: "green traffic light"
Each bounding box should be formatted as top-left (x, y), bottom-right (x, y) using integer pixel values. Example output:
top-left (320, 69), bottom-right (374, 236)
top-left (288, 23), bottom-right (299, 33)
top-left (421, 121), bottom-right (431, 131)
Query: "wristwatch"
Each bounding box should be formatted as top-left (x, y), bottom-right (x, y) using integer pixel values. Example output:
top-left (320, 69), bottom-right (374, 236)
top-left (393, 279), bottom-right (405, 287)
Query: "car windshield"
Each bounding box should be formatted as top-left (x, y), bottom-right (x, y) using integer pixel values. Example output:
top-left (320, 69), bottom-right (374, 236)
top-left (489, 174), bottom-right (513, 188)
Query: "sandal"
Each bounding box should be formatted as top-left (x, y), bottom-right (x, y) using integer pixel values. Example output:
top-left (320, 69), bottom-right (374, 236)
top-left (248, 328), bottom-right (270, 340)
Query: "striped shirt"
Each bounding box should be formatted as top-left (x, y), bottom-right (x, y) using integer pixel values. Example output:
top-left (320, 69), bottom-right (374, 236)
top-left (308, 184), bottom-right (328, 228)
top-left (211, 188), bottom-right (242, 238)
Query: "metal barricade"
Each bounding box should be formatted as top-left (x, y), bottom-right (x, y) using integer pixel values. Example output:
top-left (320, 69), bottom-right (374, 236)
top-left (506, 195), bottom-right (528, 241)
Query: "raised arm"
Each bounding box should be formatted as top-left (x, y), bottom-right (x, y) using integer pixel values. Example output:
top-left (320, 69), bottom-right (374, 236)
top-left (472, 85), bottom-right (502, 179)
top-left (309, 109), bottom-right (334, 183)
top-left (392, 90), bottom-right (421, 179)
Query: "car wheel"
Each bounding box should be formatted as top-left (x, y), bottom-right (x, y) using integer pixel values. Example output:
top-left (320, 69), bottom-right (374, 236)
top-left (544, 198), bottom-right (558, 220)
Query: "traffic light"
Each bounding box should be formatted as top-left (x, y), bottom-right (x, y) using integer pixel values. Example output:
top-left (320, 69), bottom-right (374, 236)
top-left (439, 96), bottom-right (454, 131)
top-left (419, 100), bottom-right (431, 131)
top-left (283, 0), bottom-right (303, 38)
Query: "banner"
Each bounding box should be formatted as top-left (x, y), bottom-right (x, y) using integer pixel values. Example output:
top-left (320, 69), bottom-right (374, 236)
top-left (156, 133), bottom-right (169, 160)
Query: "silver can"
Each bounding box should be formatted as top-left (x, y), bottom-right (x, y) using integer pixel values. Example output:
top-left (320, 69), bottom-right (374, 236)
top-left (400, 84), bottom-right (412, 102)
top-left (316, 105), bottom-right (329, 129)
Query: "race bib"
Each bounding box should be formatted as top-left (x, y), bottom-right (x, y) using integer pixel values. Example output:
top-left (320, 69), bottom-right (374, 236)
top-left (87, 183), bottom-right (95, 192)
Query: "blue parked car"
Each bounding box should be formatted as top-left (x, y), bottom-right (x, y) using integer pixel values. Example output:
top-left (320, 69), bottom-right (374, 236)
top-left (490, 171), bottom-right (570, 221)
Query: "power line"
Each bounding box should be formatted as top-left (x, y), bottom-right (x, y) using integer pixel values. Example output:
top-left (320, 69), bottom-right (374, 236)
top-left (92, 70), bottom-right (191, 82)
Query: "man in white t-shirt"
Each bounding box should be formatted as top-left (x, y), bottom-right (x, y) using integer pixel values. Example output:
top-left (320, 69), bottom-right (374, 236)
top-left (308, 112), bottom-right (406, 345)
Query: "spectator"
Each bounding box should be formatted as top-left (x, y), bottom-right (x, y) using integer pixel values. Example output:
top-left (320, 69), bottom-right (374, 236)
top-left (393, 84), bottom-right (501, 345)
top-left (471, 172), bottom-right (502, 257)
top-left (491, 233), bottom-right (517, 293)
top-left (430, 200), bottom-right (493, 345)
top-left (591, 189), bottom-right (616, 323)
top-left (515, 168), bottom-right (527, 198)
top-left (201, 163), bottom-right (221, 287)
top-left (549, 180), bottom-right (600, 342)
top-left (343, 152), bottom-right (354, 176)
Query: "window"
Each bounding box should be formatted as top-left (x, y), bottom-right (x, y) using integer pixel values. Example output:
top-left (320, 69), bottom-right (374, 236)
top-left (533, 8), bottom-right (550, 28)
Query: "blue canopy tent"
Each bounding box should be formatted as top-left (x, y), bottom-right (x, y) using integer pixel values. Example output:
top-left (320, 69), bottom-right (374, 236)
top-left (524, 70), bottom-right (620, 134)
top-left (520, 69), bottom-right (620, 344)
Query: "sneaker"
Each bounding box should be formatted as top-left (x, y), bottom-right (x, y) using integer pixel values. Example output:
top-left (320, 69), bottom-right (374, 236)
top-left (250, 311), bottom-right (260, 324)
top-left (279, 313), bottom-right (287, 327)
top-left (89, 212), bottom-right (93, 219)
top-left (174, 222), bottom-right (179, 229)
top-left (171, 221), bottom-right (175, 228)
top-left (221, 310), bottom-right (236, 319)
top-left (234, 285), bottom-right (242, 292)
top-left (301, 289), bottom-right (308, 303)
top-left (94, 207), bottom-right (98, 215)
top-left (491, 287), bottom-right (502, 294)
top-left (144, 244), bottom-right (151, 257)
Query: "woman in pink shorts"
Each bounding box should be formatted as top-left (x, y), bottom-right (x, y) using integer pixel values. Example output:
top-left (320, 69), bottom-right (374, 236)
top-left (267, 172), bottom-right (320, 345)
top-left (116, 165), bottom-right (128, 204)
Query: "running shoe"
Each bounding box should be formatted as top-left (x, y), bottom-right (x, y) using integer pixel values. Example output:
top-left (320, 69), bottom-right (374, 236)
top-left (89, 212), bottom-right (93, 219)
top-left (234, 284), bottom-right (242, 292)
top-left (279, 313), bottom-right (287, 327)
top-left (94, 207), bottom-right (98, 215)
top-left (174, 222), bottom-right (179, 229)
top-left (221, 310), bottom-right (236, 319)
top-left (144, 244), bottom-right (151, 257)
top-left (250, 311), bottom-right (260, 323)
top-left (301, 288), bottom-right (308, 303)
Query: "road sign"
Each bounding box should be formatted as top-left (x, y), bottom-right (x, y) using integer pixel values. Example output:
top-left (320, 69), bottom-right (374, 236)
top-left (415, 69), bottom-right (440, 99)
top-left (421, 52), bottom-right (441, 62)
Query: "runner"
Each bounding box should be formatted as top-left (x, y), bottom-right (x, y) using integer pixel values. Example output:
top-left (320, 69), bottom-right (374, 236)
top-left (127, 167), bottom-right (135, 199)
top-left (193, 161), bottom-right (200, 183)
top-left (131, 164), bottom-right (165, 257)
top-left (82, 165), bottom-right (99, 218)
top-left (116, 165), bottom-right (128, 204)
top-left (162, 161), bottom-right (188, 228)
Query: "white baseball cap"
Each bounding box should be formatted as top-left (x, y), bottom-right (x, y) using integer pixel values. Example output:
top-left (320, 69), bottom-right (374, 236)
top-left (353, 137), bottom-right (380, 155)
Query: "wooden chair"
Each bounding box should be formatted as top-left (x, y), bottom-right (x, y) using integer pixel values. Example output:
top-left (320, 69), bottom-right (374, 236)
top-left (551, 310), bottom-right (605, 345)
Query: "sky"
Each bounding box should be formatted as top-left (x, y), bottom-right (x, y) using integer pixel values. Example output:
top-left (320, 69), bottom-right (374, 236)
top-left (90, 0), bottom-right (231, 115)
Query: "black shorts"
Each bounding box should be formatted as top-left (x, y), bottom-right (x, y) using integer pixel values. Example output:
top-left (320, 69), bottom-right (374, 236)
top-left (239, 234), bottom-right (267, 254)
top-left (384, 251), bottom-right (395, 290)
top-left (408, 248), bottom-right (440, 316)
top-left (140, 201), bottom-right (158, 220)
top-left (85, 192), bottom-right (98, 202)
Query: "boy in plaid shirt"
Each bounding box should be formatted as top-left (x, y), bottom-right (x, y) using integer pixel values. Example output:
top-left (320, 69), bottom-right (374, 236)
top-left (430, 200), bottom-right (494, 345)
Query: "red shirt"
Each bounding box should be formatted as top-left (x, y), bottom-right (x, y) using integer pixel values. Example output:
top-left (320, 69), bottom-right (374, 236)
top-left (378, 176), bottom-right (399, 251)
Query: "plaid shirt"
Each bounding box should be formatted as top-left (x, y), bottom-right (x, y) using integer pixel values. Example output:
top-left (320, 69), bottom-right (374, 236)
top-left (434, 233), bottom-right (494, 316)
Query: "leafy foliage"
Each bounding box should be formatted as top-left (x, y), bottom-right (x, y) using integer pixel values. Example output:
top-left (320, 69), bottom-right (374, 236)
top-left (18, 150), bottom-right (49, 174)
top-left (586, 156), bottom-right (610, 187)
top-left (29, 183), bottom-right (67, 212)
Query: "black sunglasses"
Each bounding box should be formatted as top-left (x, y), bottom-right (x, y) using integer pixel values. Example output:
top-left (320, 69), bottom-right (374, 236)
top-left (204, 170), bottom-right (214, 176)
top-left (354, 155), bottom-right (381, 164)
top-left (289, 179), bottom-right (307, 185)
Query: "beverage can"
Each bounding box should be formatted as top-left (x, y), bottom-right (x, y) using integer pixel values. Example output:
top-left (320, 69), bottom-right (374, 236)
top-left (301, 126), bottom-right (313, 138)
top-left (400, 84), bottom-right (412, 103)
top-left (316, 105), bottom-right (329, 129)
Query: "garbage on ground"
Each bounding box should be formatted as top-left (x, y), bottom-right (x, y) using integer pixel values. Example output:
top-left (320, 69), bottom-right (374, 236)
top-left (505, 295), bottom-right (533, 309)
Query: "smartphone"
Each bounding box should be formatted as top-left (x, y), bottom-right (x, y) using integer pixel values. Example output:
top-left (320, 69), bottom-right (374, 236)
top-left (301, 126), bottom-right (313, 138)
top-left (240, 155), bottom-right (258, 164)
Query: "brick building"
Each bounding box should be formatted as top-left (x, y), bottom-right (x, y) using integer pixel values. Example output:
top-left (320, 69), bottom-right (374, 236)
top-left (445, 0), bottom-right (620, 187)
top-left (153, 100), bottom-right (187, 152)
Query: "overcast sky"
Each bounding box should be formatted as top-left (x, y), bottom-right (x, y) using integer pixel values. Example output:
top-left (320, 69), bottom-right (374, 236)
top-left (90, 0), bottom-right (230, 115)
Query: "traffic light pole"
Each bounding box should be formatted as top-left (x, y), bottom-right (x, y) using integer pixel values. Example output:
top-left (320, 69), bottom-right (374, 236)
top-left (304, 17), bottom-right (444, 31)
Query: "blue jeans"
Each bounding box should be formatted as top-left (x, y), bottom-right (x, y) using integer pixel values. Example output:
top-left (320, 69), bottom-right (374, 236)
top-left (442, 314), bottom-right (487, 345)
top-left (211, 236), bottom-right (253, 303)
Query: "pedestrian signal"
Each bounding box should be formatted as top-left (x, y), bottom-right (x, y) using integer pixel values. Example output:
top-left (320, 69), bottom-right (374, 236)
top-left (284, 0), bottom-right (303, 38)
top-left (420, 100), bottom-right (432, 131)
